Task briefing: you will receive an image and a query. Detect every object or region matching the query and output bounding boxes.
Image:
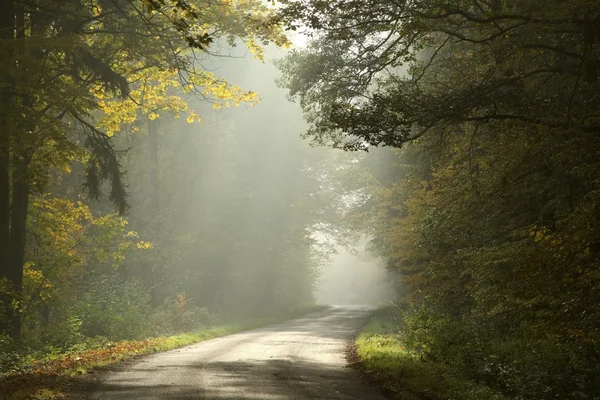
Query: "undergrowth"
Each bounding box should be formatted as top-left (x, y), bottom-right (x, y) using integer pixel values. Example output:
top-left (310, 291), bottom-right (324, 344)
top-left (0, 306), bottom-right (327, 400)
top-left (354, 307), bottom-right (509, 400)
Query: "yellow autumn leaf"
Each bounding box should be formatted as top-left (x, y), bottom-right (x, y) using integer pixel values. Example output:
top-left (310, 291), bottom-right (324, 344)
top-left (136, 241), bottom-right (153, 250)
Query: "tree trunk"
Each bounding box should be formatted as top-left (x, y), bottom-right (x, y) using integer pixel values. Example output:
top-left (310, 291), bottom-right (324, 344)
top-left (147, 117), bottom-right (161, 306)
top-left (0, 0), bottom-right (14, 337)
top-left (0, 151), bottom-right (8, 266)
top-left (7, 155), bottom-right (30, 339)
top-left (0, 151), bottom-right (11, 336)
top-left (148, 117), bottom-right (160, 215)
top-left (2, 1), bottom-right (34, 340)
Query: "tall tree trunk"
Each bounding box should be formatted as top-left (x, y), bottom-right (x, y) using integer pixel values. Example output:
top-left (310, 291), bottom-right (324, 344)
top-left (7, 156), bottom-right (30, 339)
top-left (0, 0), bottom-right (14, 337)
top-left (2, 0), bottom-right (33, 340)
top-left (147, 117), bottom-right (161, 306)
top-left (0, 151), bottom-right (11, 336)
top-left (0, 151), bottom-right (8, 268)
top-left (148, 117), bottom-right (160, 215)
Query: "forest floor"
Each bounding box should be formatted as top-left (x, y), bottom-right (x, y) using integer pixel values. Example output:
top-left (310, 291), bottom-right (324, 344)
top-left (0, 306), bottom-right (327, 400)
top-left (351, 309), bottom-right (509, 400)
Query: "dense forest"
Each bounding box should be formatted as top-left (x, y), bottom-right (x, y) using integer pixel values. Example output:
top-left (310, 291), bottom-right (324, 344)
top-left (277, 0), bottom-right (600, 399)
top-left (1, 0), bottom-right (599, 399)
top-left (0, 0), bottom-right (350, 355)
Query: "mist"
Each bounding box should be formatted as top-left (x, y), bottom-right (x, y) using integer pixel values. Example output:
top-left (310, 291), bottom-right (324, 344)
top-left (4, 3), bottom-right (598, 399)
top-left (2, 20), bottom-right (399, 355)
top-left (176, 44), bottom-right (396, 310)
top-left (315, 240), bottom-right (396, 306)
top-left (105, 40), bottom-right (394, 323)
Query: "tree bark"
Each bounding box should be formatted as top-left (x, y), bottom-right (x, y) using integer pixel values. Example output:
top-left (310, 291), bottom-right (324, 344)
top-left (148, 117), bottom-right (160, 215)
top-left (0, 151), bottom-right (11, 337)
top-left (2, 0), bottom-right (33, 340)
top-left (7, 155), bottom-right (30, 339)
top-left (0, 0), bottom-right (14, 337)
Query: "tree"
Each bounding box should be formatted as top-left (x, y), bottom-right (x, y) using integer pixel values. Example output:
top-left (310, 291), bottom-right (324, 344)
top-left (277, 1), bottom-right (600, 398)
top-left (0, 0), bottom-right (287, 340)
top-left (276, 0), bottom-right (600, 149)
top-left (21, 196), bottom-right (150, 345)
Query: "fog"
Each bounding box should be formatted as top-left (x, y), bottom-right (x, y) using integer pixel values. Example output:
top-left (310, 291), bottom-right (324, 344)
top-left (177, 43), bottom-right (396, 311)
top-left (115, 42), bottom-right (397, 319)
top-left (315, 240), bottom-right (396, 306)
top-left (4, 3), bottom-right (597, 399)
top-left (8, 30), bottom-right (401, 347)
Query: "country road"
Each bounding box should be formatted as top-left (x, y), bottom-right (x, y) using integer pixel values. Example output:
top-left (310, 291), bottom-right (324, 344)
top-left (90, 306), bottom-right (389, 400)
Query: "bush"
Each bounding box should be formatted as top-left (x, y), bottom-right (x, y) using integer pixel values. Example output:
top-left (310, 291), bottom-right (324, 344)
top-left (395, 303), bottom-right (600, 400)
top-left (0, 334), bottom-right (22, 375)
top-left (73, 278), bottom-right (151, 340)
top-left (149, 295), bottom-right (217, 336)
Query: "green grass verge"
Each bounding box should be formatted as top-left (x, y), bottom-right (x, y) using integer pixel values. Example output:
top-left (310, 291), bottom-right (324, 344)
top-left (1, 305), bottom-right (329, 400)
top-left (354, 310), bottom-right (508, 400)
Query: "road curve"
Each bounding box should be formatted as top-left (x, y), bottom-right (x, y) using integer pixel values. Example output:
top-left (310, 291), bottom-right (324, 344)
top-left (91, 305), bottom-right (388, 400)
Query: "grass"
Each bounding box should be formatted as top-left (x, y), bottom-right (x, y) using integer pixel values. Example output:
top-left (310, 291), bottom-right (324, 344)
top-left (354, 309), bottom-right (508, 400)
top-left (0, 306), bottom-right (328, 400)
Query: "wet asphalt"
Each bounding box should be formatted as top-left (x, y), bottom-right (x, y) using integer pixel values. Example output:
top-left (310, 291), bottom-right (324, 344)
top-left (91, 305), bottom-right (389, 400)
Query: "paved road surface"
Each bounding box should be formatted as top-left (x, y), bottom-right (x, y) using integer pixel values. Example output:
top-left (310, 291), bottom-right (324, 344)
top-left (91, 306), bottom-right (388, 400)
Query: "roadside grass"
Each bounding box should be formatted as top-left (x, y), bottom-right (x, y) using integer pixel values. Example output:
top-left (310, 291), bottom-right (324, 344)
top-left (354, 310), bottom-right (509, 400)
top-left (0, 306), bottom-right (328, 400)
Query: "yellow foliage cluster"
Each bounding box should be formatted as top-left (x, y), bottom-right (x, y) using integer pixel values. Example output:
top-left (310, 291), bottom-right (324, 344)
top-left (87, 0), bottom-right (289, 136)
top-left (93, 65), bottom-right (263, 135)
top-left (23, 197), bottom-right (152, 305)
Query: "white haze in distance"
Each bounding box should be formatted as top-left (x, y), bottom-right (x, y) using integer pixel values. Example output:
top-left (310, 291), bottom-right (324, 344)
top-left (315, 243), bottom-right (396, 306)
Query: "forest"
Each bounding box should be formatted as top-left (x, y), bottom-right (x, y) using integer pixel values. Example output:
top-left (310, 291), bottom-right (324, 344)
top-left (1, 0), bottom-right (599, 400)
top-left (276, 0), bottom-right (600, 399)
